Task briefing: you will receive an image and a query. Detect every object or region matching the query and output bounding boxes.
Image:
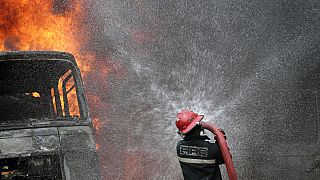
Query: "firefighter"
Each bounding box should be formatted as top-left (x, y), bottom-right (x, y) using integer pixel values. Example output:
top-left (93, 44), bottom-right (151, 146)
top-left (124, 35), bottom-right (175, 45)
top-left (176, 110), bottom-right (224, 180)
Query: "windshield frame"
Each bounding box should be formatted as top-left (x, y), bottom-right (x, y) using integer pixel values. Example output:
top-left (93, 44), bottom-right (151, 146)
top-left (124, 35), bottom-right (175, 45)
top-left (0, 57), bottom-right (90, 129)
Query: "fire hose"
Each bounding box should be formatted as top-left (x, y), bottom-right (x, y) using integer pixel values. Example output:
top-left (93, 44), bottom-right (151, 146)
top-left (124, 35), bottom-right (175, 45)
top-left (200, 122), bottom-right (237, 180)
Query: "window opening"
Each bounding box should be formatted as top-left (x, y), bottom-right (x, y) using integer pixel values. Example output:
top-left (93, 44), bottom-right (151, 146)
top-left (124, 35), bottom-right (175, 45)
top-left (51, 70), bottom-right (80, 118)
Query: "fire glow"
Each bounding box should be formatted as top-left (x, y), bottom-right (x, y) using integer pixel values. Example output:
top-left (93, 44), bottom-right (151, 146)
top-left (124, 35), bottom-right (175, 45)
top-left (0, 0), bottom-right (102, 144)
top-left (0, 0), bottom-right (93, 74)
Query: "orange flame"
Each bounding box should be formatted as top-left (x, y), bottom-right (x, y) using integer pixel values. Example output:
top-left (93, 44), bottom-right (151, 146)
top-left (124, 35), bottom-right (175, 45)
top-left (0, 0), bottom-right (101, 133)
top-left (0, 0), bottom-right (93, 76)
top-left (0, 2), bottom-right (124, 177)
top-left (0, 0), bottom-right (108, 156)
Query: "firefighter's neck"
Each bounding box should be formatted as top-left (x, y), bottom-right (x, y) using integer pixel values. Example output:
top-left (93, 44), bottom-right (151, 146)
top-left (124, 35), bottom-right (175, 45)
top-left (184, 125), bottom-right (202, 138)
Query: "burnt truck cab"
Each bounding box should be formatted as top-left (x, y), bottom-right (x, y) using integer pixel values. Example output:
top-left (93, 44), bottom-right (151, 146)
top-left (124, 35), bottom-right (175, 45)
top-left (0, 51), bottom-right (100, 180)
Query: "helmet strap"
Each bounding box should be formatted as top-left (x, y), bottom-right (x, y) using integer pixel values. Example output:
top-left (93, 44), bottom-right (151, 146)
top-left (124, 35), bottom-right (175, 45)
top-left (177, 131), bottom-right (185, 139)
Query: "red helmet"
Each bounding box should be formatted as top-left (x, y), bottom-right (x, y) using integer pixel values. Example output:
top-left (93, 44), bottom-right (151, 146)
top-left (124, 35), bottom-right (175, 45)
top-left (176, 110), bottom-right (204, 134)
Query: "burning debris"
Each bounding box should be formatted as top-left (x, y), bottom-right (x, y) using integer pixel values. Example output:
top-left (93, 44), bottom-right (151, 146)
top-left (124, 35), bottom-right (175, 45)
top-left (1, 155), bottom-right (62, 179)
top-left (0, 51), bottom-right (100, 180)
top-left (0, 1), bottom-right (120, 178)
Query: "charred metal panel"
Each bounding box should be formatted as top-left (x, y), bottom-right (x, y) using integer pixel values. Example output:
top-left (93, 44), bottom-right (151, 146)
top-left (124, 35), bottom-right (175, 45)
top-left (0, 128), bottom-right (60, 159)
top-left (59, 126), bottom-right (100, 180)
top-left (0, 126), bottom-right (100, 180)
top-left (59, 126), bottom-right (96, 151)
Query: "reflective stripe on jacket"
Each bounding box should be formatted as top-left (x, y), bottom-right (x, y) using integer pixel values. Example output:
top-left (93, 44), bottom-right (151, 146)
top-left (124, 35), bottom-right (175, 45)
top-left (177, 135), bottom-right (224, 180)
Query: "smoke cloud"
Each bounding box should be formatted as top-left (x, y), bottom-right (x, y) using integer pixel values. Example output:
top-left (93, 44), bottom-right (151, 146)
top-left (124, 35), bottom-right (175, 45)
top-left (83, 0), bottom-right (320, 179)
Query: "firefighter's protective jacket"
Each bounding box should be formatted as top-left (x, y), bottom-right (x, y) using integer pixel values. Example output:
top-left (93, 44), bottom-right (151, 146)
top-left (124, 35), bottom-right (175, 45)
top-left (177, 135), bottom-right (224, 180)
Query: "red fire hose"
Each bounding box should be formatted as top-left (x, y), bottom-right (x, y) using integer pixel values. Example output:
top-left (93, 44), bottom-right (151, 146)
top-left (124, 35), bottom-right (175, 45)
top-left (200, 122), bottom-right (237, 180)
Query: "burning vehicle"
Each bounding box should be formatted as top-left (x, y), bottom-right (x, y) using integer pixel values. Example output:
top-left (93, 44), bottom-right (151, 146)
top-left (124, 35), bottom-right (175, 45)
top-left (0, 51), bottom-right (100, 180)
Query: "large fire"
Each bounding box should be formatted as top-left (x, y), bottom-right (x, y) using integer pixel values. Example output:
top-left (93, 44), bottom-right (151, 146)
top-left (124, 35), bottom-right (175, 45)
top-left (0, 0), bottom-right (98, 118)
top-left (0, 0), bottom-right (93, 74)
top-left (0, 1), bottom-right (127, 178)
top-left (0, 0), bottom-right (104, 155)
